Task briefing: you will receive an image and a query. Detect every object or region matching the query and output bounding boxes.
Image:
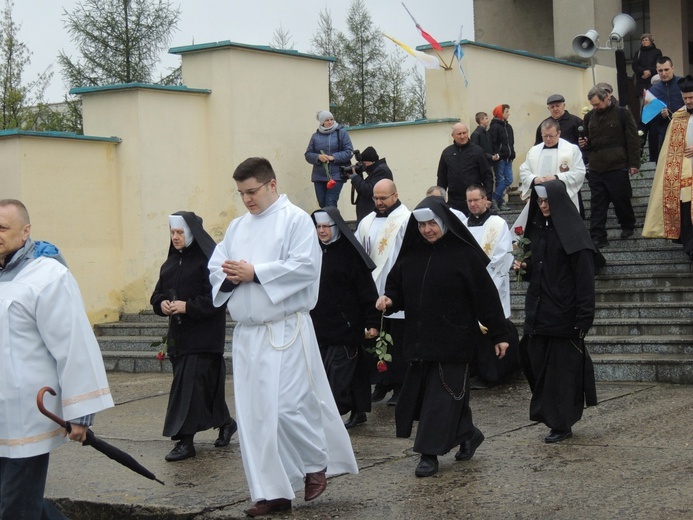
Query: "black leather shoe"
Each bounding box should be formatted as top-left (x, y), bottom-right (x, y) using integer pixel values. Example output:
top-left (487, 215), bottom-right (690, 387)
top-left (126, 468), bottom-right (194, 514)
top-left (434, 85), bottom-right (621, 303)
top-left (165, 441), bottom-right (196, 461)
top-left (544, 429), bottom-right (572, 443)
top-left (215, 418), bottom-right (238, 447)
top-left (620, 229), bottom-right (634, 238)
top-left (593, 238), bottom-right (610, 248)
top-left (371, 385), bottom-right (389, 402)
top-left (415, 454), bottom-right (438, 477)
top-left (244, 498), bottom-right (292, 517)
top-left (344, 412), bottom-right (367, 429)
top-left (455, 427), bottom-right (485, 461)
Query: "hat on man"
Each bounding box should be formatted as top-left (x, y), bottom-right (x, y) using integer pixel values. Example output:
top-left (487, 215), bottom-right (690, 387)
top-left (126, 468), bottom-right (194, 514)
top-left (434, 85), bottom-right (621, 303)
top-left (546, 94), bottom-right (565, 105)
top-left (360, 146), bottom-right (379, 162)
top-left (677, 75), bottom-right (693, 93)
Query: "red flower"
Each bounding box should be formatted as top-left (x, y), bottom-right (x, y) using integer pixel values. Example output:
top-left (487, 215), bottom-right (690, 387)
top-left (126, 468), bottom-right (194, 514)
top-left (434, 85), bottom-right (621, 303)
top-left (156, 351), bottom-right (166, 361)
top-left (514, 226), bottom-right (524, 236)
top-left (326, 179), bottom-right (337, 189)
top-left (377, 360), bottom-right (388, 372)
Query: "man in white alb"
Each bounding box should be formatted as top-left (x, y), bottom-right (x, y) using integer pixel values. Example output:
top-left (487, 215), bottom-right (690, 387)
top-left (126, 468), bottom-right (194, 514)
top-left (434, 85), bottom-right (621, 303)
top-left (208, 157), bottom-right (357, 518)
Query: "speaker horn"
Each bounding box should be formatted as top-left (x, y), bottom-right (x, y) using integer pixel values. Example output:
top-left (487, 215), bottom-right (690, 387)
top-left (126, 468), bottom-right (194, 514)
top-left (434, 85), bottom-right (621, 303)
top-left (572, 30), bottom-right (599, 58)
top-left (609, 13), bottom-right (636, 42)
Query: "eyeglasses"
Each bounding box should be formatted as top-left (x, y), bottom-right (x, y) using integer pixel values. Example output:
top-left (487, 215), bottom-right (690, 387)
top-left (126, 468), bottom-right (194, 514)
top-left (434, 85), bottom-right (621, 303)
top-left (315, 224), bottom-right (334, 230)
top-left (466, 197), bottom-right (485, 204)
top-left (541, 133), bottom-right (558, 139)
top-left (238, 180), bottom-right (271, 197)
top-left (536, 197), bottom-right (549, 205)
top-left (372, 193), bottom-right (396, 202)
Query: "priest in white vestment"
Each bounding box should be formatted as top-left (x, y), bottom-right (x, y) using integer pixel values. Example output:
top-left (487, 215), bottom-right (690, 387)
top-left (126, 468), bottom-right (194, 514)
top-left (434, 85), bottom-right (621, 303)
top-left (0, 199), bottom-right (113, 518)
top-left (208, 158), bottom-right (357, 517)
top-left (355, 179), bottom-right (410, 405)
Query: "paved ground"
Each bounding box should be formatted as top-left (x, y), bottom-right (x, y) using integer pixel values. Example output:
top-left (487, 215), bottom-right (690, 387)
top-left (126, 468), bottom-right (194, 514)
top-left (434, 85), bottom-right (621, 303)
top-left (45, 373), bottom-right (693, 519)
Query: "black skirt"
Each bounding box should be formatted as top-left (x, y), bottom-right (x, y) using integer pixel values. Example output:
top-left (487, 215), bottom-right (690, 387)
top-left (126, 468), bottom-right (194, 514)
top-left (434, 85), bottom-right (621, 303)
top-left (163, 353), bottom-right (231, 438)
top-left (395, 360), bottom-right (475, 455)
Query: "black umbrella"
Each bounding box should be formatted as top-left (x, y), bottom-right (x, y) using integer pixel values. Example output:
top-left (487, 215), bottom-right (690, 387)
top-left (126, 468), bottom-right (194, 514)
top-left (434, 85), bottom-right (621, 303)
top-left (37, 386), bottom-right (165, 485)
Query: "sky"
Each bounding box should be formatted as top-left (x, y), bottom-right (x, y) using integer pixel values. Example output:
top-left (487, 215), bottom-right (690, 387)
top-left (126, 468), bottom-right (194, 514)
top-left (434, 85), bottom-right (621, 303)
top-left (15, 0), bottom-right (475, 103)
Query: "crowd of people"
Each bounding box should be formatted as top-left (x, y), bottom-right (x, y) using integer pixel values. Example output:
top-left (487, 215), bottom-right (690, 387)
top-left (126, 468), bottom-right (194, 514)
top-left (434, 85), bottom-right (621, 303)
top-left (4, 31), bottom-right (693, 518)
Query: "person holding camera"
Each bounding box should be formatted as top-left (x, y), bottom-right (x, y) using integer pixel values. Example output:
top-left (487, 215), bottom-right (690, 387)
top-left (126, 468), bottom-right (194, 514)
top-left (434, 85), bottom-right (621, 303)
top-left (346, 146), bottom-right (394, 223)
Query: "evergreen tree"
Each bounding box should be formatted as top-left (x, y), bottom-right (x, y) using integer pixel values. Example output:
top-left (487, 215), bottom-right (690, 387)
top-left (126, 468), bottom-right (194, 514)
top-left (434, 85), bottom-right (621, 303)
top-left (58, 0), bottom-right (181, 88)
top-left (310, 8), bottom-right (343, 113)
top-left (270, 25), bottom-right (294, 50)
top-left (0, 0), bottom-right (51, 130)
top-left (374, 51), bottom-right (416, 122)
top-left (337, 0), bottom-right (386, 125)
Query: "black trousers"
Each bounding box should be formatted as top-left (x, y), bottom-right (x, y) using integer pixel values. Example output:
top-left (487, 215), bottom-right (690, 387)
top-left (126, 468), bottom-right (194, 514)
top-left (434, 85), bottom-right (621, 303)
top-left (588, 168), bottom-right (636, 241)
top-left (680, 201), bottom-right (693, 257)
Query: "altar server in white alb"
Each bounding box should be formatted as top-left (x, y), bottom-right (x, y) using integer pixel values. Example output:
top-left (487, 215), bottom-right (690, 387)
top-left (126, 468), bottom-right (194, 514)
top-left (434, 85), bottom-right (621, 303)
top-left (208, 157), bottom-right (358, 518)
top-left (0, 199), bottom-right (114, 519)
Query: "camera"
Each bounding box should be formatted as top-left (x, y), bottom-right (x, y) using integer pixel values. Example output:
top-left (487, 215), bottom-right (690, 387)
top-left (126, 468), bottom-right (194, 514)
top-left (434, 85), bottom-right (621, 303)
top-left (339, 149), bottom-right (365, 180)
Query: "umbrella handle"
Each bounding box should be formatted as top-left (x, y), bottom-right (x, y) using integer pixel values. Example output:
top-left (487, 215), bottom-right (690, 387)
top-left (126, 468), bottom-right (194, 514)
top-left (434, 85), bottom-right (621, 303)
top-left (37, 386), bottom-right (69, 430)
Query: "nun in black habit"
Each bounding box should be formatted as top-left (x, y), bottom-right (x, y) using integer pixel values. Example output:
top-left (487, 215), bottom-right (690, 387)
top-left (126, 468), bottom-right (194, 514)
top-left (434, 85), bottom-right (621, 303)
top-left (151, 211), bottom-right (236, 461)
top-left (515, 180), bottom-right (598, 444)
top-left (310, 206), bottom-right (381, 429)
top-left (376, 196), bottom-right (510, 477)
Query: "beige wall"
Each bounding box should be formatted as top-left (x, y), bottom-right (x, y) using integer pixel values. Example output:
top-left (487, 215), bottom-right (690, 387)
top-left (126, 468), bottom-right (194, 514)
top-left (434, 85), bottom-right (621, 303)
top-left (0, 135), bottom-right (121, 322)
top-left (651, 0), bottom-right (691, 76)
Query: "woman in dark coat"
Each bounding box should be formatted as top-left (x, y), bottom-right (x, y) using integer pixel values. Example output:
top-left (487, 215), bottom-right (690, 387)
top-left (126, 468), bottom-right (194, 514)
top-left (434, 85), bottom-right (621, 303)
top-left (632, 33), bottom-right (662, 94)
top-left (376, 197), bottom-right (510, 477)
top-left (514, 181), bottom-right (597, 444)
top-left (151, 211), bottom-right (236, 461)
top-left (310, 206), bottom-right (381, 429)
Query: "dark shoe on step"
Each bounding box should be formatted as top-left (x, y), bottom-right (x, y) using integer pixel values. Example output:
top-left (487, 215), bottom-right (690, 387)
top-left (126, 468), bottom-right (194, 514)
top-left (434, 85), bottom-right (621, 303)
top-left (371, 385), bottom-right (389, 402)
top-left (344, 412), bottom-right (367, 429)
top-left (620, 229), bottom-right (634, 238)
top-left (415, 454), bottom-right (439, 477)
top-left (455, 427), bottom-right (485, 461)
top-left (215, 418), bottom-right (238, 447)
top-left (165, 441), bottom-right (196, 461)
top-left (544, 429), bottom-right (572, 443)
top-left (244, 498), bottom-right (292, 517)
top-left (304, 468), bottom-right (327, 501)
top-left (593, 238), bottom-right (609, 248)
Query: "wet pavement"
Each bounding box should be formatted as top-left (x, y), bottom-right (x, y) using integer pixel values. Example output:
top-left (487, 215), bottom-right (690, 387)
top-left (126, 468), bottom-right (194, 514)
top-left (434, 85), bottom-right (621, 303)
top-left (45, 373), bottom-right (693, 519)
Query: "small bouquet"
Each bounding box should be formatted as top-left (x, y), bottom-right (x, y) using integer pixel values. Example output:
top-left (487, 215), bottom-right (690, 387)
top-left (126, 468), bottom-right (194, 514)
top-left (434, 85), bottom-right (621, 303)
top-left (512, 226), bottom-right (531, 282)
top-left (320, 149), bottom-right (336, 189)
top-left (366, 312), bottom-right (393, 372)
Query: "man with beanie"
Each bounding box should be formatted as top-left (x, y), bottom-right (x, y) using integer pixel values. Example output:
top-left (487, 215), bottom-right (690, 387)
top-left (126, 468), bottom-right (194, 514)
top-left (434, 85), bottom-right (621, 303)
top-left (643, 75), bottom-right (693, 261)
top-left (436, 122), bottom-right (493, 216)
top-left (347, 146), bottom-right (394, 223)
top-left (489, 104), bottom-right (516, 211)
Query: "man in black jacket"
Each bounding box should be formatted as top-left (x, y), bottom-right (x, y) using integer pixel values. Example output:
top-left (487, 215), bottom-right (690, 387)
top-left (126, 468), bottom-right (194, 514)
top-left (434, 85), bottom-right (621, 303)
top-left (436, 122), bottom-right (493, 216)
top-left (347, 146), bottom-right (394, 223)
top-left (579, 85), bottom-right (640, 247)
top-left (470, 111), bottom-right (499, 166)
top-left (534, 94), bottom-right (583, 146)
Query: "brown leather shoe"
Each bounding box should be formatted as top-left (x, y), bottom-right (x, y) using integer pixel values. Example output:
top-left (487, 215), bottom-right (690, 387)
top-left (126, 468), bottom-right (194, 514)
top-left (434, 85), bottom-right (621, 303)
top-left (304, 468), bottom-right (327, 501)
top-left (244, 498), bottom-right (291, 517)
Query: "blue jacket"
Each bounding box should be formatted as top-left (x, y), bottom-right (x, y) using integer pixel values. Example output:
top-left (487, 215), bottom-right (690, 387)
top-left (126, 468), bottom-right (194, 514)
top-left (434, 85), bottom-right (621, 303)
top-left (649, 76), bottom-right (684, 126)
top-left (305, 126), bottom-right (353, 183)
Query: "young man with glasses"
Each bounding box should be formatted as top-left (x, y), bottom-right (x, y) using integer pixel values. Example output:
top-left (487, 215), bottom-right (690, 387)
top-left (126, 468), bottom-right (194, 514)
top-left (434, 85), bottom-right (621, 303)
top-left (208, 157), bottom-right (357, 517)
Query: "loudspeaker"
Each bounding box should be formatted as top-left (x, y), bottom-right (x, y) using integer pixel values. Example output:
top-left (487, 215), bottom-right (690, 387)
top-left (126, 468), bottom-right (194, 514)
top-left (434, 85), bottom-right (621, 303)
top-left (609, 13), bottom-right (636, 42)
top-left (572, 30), bottom-right (599, 58)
